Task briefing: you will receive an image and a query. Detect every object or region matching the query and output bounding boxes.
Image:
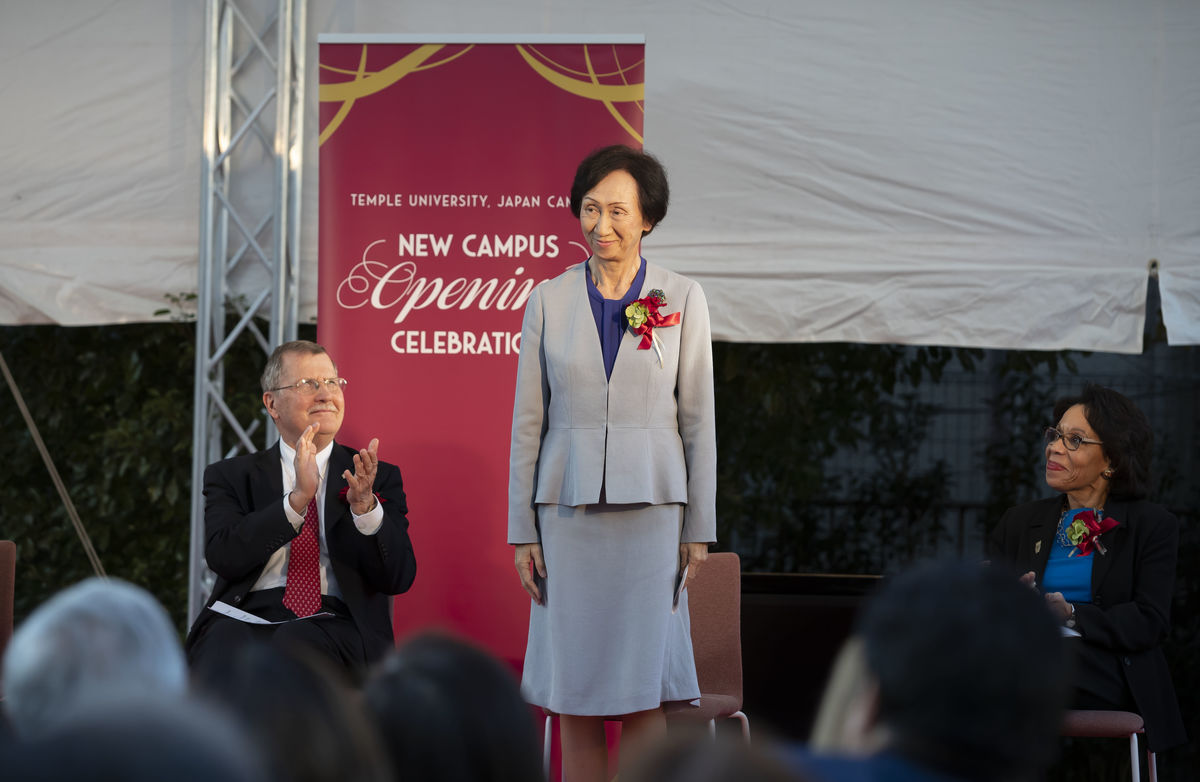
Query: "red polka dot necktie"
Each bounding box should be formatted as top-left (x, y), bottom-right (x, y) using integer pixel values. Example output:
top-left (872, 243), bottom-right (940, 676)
top-left (282, 497), bottom-right (322, 617)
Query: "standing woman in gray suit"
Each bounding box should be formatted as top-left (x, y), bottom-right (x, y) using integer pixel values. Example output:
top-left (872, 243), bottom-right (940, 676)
top-left (508, 145), bottom-right (717, 782)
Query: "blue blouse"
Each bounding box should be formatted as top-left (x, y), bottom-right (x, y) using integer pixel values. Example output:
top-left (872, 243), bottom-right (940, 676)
top-left (585, 258), bottom-right (647, 381)
top-left (1042, 507), bottom-right (1097, 604)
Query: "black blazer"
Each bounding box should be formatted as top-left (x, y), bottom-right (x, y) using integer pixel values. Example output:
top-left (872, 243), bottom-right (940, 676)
top-left (185, 442), bottom-right (417, 663)
top-left (987, 495), bottom-right (1185, 751)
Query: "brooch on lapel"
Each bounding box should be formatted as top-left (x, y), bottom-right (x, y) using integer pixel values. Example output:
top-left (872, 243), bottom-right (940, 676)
top-left (625, 288), bottom-right (680, 368)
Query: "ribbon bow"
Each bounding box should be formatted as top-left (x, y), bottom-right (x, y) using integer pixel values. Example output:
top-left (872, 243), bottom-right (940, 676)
top-left (1067, 510), bottom-right (1118, 557)
top-left (625, 289), bottom-right (681, 367)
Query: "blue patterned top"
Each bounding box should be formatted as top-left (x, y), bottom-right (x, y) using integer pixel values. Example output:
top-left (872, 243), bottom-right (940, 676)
top-left (1042, 507), bottom-right (1096, 603)
top-left (586, 257), bottom-right (647, 381)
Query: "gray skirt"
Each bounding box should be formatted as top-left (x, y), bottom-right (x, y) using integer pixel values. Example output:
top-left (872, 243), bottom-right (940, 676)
top-left (520, 501), bottom-right (701, 716)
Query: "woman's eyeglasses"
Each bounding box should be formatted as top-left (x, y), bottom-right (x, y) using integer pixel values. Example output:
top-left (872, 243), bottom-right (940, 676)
top-left (1043, 426), bottom-right (1102, 451)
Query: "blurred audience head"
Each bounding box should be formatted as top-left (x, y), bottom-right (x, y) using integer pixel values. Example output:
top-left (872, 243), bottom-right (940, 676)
top-left (193, 639), bottom-right (391, 782)
top-left (364, 632), bottom-right (544, 782)
top-left (2, 577), bottom-right (187, 739)
top-left (813, 559), bottom-right (1069, 782)
top-left (624, 729), bottom-right (809, 782)
top-left (5, 696), bottom-right (265, 782)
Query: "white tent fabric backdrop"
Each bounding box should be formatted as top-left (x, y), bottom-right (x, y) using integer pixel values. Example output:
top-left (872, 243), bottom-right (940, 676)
top-left (2, 0), bottom-right (1198, 352)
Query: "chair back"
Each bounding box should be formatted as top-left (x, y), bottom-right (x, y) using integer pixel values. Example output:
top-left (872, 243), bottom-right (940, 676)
top-left (686, 551), bottom-right (742, 706)
top-left (0, 540), bottom-right (15, 667)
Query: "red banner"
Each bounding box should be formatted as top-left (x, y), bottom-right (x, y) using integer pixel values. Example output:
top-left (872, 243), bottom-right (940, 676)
top-left (318, 38), bottom-right (646, 665)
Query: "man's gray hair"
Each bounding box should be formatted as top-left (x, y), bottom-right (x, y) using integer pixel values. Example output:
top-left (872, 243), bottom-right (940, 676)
top-left (260, 340), bottom-right (334, 393)
top-left (2, 578), bottom-right (188, 739)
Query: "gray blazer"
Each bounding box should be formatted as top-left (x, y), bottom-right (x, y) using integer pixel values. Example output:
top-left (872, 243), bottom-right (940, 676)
top-left (508, 261), bottom-right (717, 545)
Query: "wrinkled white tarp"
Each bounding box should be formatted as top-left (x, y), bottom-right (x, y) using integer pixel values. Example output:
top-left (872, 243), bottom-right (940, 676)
top-left (2, 0), bottom-right (1197, 351)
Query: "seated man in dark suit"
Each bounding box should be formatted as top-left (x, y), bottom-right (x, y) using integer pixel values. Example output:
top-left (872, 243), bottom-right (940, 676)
top-left (186, 340), bottom-right (416, 677)
top-left (793, 560), bottom-right (1069, 782)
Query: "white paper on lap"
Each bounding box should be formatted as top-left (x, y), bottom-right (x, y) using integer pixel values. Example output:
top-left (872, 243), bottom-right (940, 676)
top-left (209, 600), bottom-right (333, 624)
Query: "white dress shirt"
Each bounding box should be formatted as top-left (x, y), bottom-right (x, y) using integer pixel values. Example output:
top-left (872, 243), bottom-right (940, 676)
top-left (250, 439), bottom-right (384, 599)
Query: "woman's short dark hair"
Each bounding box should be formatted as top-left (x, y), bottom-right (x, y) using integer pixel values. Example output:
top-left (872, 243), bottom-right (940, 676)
top-left (569, 145), bottom-right (669, 236)
top-left (364, 633), bottom-right (544, 782)
top-left (1052, 384), bottom-right (1153, 499)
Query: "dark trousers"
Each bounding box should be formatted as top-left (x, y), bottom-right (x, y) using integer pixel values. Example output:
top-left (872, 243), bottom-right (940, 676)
top-left (1069, 638), bottom-right (1136, 711)
top-left (188, 588), bottom-right (368, 682)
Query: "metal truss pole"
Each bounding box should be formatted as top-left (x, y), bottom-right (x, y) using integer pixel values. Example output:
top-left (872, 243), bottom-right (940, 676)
top-left (190, 0), bottom-right (306, 624)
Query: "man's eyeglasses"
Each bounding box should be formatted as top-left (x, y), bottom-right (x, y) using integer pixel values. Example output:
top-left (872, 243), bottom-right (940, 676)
top-left (269, 377), bottom-right (348, 395)
top-left (1043, 426), bottom-right (1102, 451)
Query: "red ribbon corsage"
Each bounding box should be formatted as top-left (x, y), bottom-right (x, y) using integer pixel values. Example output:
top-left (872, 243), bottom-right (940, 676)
top-left (1065, 510), bottom-right (1118, 557)
top-left (624, 288), bottom-right (681, 366)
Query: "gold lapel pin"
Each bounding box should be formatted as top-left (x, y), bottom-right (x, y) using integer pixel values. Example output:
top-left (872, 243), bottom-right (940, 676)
top-left (1035, 540), bottom-right (1042, 554)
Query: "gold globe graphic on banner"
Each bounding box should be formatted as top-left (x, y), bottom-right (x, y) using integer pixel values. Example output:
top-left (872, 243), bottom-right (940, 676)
top-left (514, 44), bottom-right (645, 143)
top-left (319, 44), bottom-right (644, 146)
top-left (319, 44), bottom-right (470, 146)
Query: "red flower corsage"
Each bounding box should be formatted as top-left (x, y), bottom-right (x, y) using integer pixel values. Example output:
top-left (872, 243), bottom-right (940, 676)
top-left (624, 288), bottom-right (681, 367)
top-left (1064, 510), bottom-right (1118, 557)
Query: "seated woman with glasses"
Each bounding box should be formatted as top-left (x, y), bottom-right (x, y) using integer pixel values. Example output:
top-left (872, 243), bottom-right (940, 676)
top-left (987, 384), bottom-right (1186, 754)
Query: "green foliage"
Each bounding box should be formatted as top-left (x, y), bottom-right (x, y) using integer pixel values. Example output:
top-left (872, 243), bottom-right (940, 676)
top-left (714, 342), bottom-right (981, 572)
top-left (981, 350), bottom-right (1084, 524)
top-left (152, 291), bottom-right (198, 321)
top-left (2, 322), bottom-right (198, 630)
top-left (0, 316), bottom-right (311, 635)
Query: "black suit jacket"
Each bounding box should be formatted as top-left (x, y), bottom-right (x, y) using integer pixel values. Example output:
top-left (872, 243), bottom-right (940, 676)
top-left (185, 442), bottom-right (416, 663)
top-left (987, 495), bottom-right (1185, 751)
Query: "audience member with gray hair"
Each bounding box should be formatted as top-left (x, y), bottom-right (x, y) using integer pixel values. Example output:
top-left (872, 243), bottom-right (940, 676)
top-left (5, 696), bottom-right (266, 782)
top-left (2, 577), bottom-right (187, 739)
